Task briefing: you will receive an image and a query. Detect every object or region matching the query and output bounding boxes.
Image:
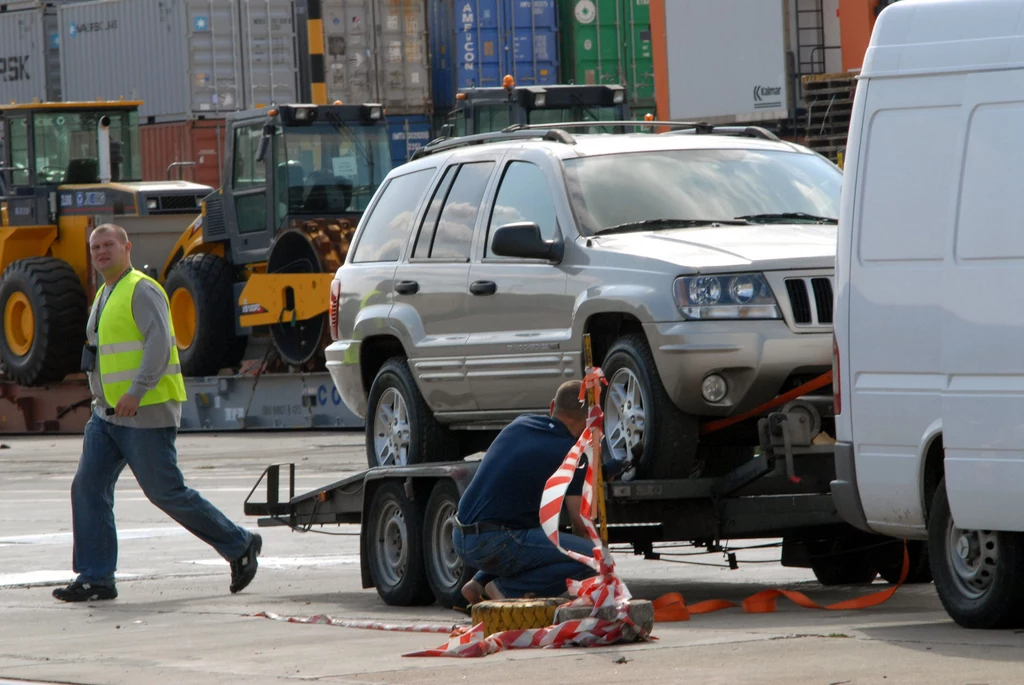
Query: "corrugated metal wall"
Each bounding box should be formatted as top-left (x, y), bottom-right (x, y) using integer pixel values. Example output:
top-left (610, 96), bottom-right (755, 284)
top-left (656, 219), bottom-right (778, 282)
top-left (140, 119), bottom-right (227, 187)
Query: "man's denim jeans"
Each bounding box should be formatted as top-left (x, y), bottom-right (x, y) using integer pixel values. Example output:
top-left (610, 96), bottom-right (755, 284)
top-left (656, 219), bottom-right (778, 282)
top-left (70, 414), bottom-right (251, 586)
top-left (453, 525), bottom-right (597, 598)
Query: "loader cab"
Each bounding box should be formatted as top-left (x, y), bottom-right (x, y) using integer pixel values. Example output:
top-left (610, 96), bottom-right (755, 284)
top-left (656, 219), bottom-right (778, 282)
top-left (441, 81), bottom-right (631, 138)
top-left (0, 102), bottom-right (142, 227)
top-left (219, 103), bottom-right (392, 266)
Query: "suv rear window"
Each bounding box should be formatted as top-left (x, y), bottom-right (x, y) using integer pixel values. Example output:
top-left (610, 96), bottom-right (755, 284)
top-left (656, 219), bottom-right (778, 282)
top-left (351, 168), bottom-right (434, 263)
top-left (563, 149), bottom-right (842, 234)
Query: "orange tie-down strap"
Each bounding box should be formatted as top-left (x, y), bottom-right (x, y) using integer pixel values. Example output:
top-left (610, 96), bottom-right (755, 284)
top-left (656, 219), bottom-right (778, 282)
top-left (652, 542), bottom-right (909, 622)
top-left (700, 371), bottom-right (834, 436)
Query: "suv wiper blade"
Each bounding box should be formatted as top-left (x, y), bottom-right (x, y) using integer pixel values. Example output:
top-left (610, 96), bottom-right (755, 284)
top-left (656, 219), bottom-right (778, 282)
top-left (595, 218), bottom-right (750, 236)
top-left (734, 212), bottom-right (838, 224)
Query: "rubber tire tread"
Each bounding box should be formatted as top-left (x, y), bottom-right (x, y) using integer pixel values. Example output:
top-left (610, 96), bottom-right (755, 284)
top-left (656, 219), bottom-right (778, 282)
top-left (423, 480), bottom-right (477, 609)
top-left (928, 478), bottom-right (1024, 629)
top-left (0, 257), bottom-right (87, 385)
top-left (876, 539), bottom-right (932, 585)
top-left (364, 357), bottom-right (459, 468)
top-left (366, 482), bottom-right (435, 606)
top-left (600, 333), bottom-right (698, 480)
top-left (470, 598), bottom-right (564, 636)
top-left (164, 253), bottom-right (245, 377)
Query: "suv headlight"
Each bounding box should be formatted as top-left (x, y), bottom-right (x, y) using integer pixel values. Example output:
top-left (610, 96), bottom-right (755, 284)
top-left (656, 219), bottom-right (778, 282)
top-left (673, 273), bottom-right (780, 320)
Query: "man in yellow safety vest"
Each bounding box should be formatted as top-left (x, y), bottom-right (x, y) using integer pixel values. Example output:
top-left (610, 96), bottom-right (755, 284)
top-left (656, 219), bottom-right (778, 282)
top-left (52, 223), bottom-right (262, 602)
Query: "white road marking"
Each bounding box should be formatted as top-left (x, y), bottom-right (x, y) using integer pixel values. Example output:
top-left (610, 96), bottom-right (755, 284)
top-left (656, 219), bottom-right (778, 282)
top-left (0, 570), bottom-right (140, 588)
top-left (183, 555), bottom-right (360, 569)
top-left (0, 526), bottom-right (189, 546)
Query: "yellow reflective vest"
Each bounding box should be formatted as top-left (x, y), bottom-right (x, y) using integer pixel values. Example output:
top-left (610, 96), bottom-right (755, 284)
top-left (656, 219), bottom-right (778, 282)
top-left (94, 270), bottom-right (187, 407)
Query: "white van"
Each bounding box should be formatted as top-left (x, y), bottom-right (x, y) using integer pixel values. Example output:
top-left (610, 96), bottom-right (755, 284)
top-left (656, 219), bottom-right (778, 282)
top-left (834, 0), bottom-right (1024, 629)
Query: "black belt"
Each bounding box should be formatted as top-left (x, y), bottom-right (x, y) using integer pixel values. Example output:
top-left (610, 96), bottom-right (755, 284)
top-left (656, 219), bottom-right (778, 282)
top-left (455, 518), bottom-right (513, 535)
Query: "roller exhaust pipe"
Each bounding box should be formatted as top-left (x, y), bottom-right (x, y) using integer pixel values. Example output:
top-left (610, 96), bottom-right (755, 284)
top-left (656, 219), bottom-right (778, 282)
top-left (97, 115), bottom-right (111, 183)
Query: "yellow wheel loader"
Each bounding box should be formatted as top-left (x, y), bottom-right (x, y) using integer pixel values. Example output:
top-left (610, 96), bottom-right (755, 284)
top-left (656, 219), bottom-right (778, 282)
top-left (0, 102), bottom-right (213, 386)
top-left (158, 103), bottom-right (391, 377)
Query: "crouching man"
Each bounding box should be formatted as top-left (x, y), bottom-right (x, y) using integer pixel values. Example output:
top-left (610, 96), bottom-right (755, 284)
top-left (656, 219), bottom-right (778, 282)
top-left (453, 380), bottom-right (597, 602)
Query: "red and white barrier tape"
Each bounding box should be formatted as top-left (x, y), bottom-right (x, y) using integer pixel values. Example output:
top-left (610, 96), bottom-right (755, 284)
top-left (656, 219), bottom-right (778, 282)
top-left (405, 367), bottom-right (650, 657)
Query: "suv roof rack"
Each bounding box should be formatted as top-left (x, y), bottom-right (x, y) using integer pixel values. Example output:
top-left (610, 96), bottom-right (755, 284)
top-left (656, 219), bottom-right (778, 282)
top-left (410, 128), bottom-right (576, 161)
top-left (511, 120), bottom-right (706, 132)
top-left (662, 125), bottom-right (781, 141)
top-left (510, 120), bottom-right (781, 141)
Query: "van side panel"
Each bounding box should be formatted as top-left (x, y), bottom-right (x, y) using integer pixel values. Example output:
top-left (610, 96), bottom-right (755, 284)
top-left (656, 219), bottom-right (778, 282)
top-left (832, 75), bottom-right (871, 532)
top-left (847, 74), bottom-right (965, 537)
top-left (944, 69), bottom-right (1024, 531)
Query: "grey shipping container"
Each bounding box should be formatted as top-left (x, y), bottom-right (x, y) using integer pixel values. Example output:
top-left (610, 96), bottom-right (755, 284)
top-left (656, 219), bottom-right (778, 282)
top-left (0, 3), bottom-right (63, 104)
top-left (58, 0), bottom-right (299, 121)
top-left (311, 0), bottom-right (431, 115)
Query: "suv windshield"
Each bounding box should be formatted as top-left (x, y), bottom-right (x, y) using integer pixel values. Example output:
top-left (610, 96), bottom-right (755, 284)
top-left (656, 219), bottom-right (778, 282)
top-left (563, 148), bottom-right (842, 235)
top-left (272, 121), bottom-right (390, 222)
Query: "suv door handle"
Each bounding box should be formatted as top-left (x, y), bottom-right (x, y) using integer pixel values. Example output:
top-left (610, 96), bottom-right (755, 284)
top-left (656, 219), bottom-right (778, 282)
top-left (395, 280), bottom-right (419, 295)
top-left (470, 280), bottom-right (497, 296)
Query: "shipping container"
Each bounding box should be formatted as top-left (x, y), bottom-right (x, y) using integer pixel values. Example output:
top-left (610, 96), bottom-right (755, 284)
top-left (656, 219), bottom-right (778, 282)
top-left (309, 0), bottom-right (432, 115)
top-left (139, 118), bottom-right (227, 189)
top-left (386, 114), bottom-right (433, 168)
top-left (558, 0), bottom-right (655, 109)
top-left (429, 0), bottom-right (559, 113)
top-left (0, 2), bottom-right (62, 105)
top-left (58, 0), bottom-right (298, 121)
top-left (651, 0), bottom-right (791, 124)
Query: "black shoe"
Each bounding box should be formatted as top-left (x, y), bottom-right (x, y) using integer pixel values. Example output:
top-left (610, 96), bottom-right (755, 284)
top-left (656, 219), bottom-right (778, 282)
top-left (52, 581), bottom-right (118, 602)
top-left (230, 533), bottom-right (262, 594)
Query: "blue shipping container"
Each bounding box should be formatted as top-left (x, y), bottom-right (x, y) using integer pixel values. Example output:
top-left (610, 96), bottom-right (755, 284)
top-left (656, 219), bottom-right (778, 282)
top-left (429, 0), bottom-right (559, 112)
top-left (388, 115), bottom-right (435, 168)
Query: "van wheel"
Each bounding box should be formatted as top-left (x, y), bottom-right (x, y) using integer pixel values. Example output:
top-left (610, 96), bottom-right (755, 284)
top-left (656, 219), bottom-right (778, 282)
top-left (365, 357), bottom-right (459, 468)
top-left (423, 480), bottom-right (476, 609)
top-left (874, 539), bottom-right (932, 585)
top-left (600, 334), bottom-right (697, 480)
top-left (366, 482), bottom-right (435, 606)
top-left (808, 536), bottom-right (878, 585)
top-left (928, 479), bottom-right (1024, 628)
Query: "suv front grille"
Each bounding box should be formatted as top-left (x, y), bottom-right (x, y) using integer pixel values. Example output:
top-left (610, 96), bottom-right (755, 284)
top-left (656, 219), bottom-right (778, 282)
top-left (785, 277), bottom-right (834, 326)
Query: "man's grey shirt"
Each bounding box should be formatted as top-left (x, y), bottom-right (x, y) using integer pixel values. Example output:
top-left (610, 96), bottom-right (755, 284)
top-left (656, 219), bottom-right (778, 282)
top-left (86, 277), bottom-right (182, 429)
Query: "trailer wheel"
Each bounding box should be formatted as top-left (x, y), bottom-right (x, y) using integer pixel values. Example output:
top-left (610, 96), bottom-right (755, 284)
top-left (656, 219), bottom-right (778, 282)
top-left (366, 482), bottom-right (434, 606)
top-left (0, 257), bottom-right (87, 386)
top-left (928, 478), bottom-right (1024, 628)
top-left (423, 480), bottom-right (476, 609)
top-left (365, 357), bottom-right (459, 468)
top-left (600, 334), bottom-right (698, 480)
top-left (874, 539), bottom-right (932, 585)
top-left (164, 253), bottom-right (246, 377)
top-left (808, 535), bottom-right (879, 585)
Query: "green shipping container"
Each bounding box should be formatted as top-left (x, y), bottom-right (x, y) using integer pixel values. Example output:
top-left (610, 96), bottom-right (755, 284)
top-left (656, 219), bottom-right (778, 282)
top-left (559, 0), bottom-right (656, 109)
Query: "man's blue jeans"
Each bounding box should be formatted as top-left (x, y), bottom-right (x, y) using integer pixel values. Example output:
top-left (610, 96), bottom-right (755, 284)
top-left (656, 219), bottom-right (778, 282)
top-left (453, 525), bottom-right (597, 598)
top-left (70, 414), bottom-right (251, 587)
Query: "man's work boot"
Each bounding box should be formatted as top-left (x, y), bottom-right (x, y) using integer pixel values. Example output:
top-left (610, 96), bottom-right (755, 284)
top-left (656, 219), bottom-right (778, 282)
top-left (230, 533), bottom-right (262, 594)
top-left (53, 581), bottom-right (118, 602)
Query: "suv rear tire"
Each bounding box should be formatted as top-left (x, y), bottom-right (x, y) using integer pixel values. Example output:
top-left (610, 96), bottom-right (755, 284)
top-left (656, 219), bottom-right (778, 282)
top-left (365, 357), bottom-right (459, 468)
top-left (600, 334), bottom-right (698, 480)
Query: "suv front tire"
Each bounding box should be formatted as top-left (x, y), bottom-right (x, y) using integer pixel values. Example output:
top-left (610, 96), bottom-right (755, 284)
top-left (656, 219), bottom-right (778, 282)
top-left (601, 334), bottom-right (698, 480)
top-left (365, 357), bottom-right (459, 467)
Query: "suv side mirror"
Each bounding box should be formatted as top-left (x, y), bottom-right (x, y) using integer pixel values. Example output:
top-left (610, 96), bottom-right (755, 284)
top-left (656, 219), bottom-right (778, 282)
top-left (490, 222), bottom-right (563, 262)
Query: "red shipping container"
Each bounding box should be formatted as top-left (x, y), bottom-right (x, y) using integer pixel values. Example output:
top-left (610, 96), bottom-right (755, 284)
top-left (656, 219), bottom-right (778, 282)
top-left (140, 118), bottom-right (228, 189)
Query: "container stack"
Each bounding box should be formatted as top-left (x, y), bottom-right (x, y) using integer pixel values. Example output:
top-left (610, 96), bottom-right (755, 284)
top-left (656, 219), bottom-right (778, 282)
top-left (800, 71), bottom-right (859, 166)
top-left (557, 0), bottom-right (656, 120)
top-left (0, 1), bottom-right (69, 105)
top-left (57, 0), bottom-right (301, 186)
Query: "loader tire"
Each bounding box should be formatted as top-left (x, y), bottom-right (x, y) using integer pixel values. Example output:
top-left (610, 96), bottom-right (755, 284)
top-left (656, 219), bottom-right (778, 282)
top-left (470, 598), bottom-right (564, 636)
top-left (164, 254), bottom-right (246, 377)
top-left (0, 257), bottom-right (87, 385)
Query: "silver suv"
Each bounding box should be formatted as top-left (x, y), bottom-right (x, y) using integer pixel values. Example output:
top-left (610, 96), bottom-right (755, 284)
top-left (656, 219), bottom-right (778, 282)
top-left (325, 126), bottom-right (843, 478)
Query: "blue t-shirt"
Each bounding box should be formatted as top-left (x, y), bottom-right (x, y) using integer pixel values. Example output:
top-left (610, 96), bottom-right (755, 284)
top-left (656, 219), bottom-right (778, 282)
top-left (457, 414), bottom-right (588, 530)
